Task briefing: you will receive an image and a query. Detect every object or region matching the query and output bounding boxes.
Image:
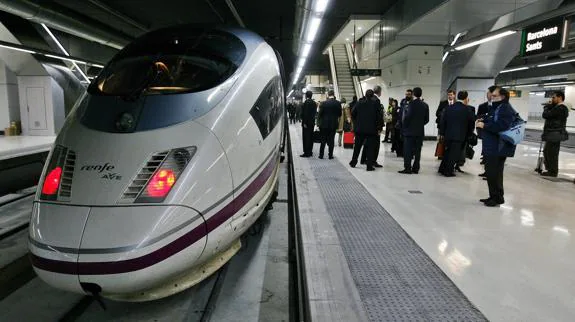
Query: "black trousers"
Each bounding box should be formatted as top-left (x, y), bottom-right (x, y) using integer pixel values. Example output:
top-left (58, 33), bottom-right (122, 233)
top-left (361, 134), bottom-right (380, 163)
top-left (403, 136), bottom-right (423, 171)
top-left (302, 126), bottom-right (314, 156)
top-left (392, 128), bottom-right (403, 156)
top-left (384, 124), bottom-right (393, 141)
top-left (319, 128), bottom-right (336, 157)
top-left (439, 140), bottom-right (463, 175)
top-left (543, 141), bottom-right (561, 175)
top-left (485, 156), bottom-right (506, 201)
top-left (352, 133), bottom-right (377, 167)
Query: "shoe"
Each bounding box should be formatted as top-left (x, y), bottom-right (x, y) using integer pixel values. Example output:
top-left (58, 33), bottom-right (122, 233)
top-left (484, 199), bottom-right (500, 207)
top-left (300, 154), bottom-right (311, 158)
top-left (478, 173), bottom-right (486, 177)
top-left (479, 198), bottom-right (491, 203)
top-left (443, 173), bottom-right (456, 177)
top-left (329, 156), bottom-right (334, 160)
top-left (349, 160), bottom-right (357, 168)
top-left (398, 169), bottom-right (412, 174)
top-left (482, 177), bottom-right (487, 181)
top-left (374, 163), bottom-right (383, 168)
top-left (480, 160), bottom-right (485, 165)
top-left (367, 167), bottom-right (376, 171)
top-left (360, 160), bottom-right (366, 165)
top-left (455, 167), bottom-right (464, 173)
top-left (541, 172), bottom-right (558, 177)
top-left (318, 155), bottom-right (324, 159)
top-left (412, 170), bottom-right (419, 174)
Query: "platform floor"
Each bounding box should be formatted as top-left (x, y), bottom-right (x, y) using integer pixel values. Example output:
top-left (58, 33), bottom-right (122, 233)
top-left (0, 136), bottom-right (55, 160)
top-left (291, 124), bottom-right (575, 322)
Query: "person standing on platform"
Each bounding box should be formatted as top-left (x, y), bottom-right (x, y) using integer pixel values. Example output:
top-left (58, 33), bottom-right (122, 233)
top-left (438, 91), bottom-right (475, 177)
top-left (317, 90), bottom-right (342, 159)
top-left (541, 91), bottom-right (569, 177)
top-left (360, 86), bottom-right (384, 168)
top-left (350, 89), bottom-right (383, 171)
top-left (477, 85), bottom-right (496, 176)
top-left (337, 98), bottom-right (347, 147)
top-left (394, 89), bottom-right (412, 157)
top-left (436, 89), bottom-right (456, 132)
top-left (300, 91), bottom-right (317, 158)
top-left (383, 98), bottom-right (396, 143)
top-left (399, 87), bottom-right (429, 174)
top-left (476, 87), bottom-right (516, 207)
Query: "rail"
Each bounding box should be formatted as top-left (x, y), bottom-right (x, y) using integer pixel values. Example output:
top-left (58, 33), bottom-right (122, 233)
top-left (285, 118), bottom-right (310, 322)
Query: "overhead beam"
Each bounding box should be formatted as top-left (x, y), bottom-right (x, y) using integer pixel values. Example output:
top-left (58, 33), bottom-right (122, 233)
top-left (225, 0), bottom-right (245, 28)
top-left (86, 0), bottom-right (148, 32)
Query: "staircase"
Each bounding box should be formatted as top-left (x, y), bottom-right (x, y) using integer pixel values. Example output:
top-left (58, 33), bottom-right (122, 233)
top-left (332, 44), bottom-right (357, 102)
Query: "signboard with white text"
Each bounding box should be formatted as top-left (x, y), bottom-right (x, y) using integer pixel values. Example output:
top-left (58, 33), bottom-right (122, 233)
top-left (521, 17), bottom-right (567, 56)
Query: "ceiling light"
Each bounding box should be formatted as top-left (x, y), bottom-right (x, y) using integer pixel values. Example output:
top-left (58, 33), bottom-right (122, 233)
top-left (297, 57), bottom-right (305, 68)
top-left (287, 89), bottom-right (294, 97)
top-left (537, 58), bottom-right (575, 68)
top-left (441, 52), bottom-right (449, 63)
top-left (500, 66), bottom-right (529, 73)
top-left (536, 93), bottom-right (545, 96)
top-left (301, 43), bottom-right (311, 58)
top-left (45, 54), bottom-right (87, 65)
top-left (314, 0), bottom-right (329, 13)
top-left (0, 44), bottom-right (36, 54)
top-left (306, 17), bottom-right (321, 42)
top-left (357, 26), bottom-right (363, 30)
top-left (514, 84), bottom-right (538, 88)
top-left (455, 30), bottom-right (516, 51)
top-left (345, 38), bottom-right (350, 41)
top-left (450, 32), bottom-right (463, 46)
top-left (91, 63), bottom-right (105, 68)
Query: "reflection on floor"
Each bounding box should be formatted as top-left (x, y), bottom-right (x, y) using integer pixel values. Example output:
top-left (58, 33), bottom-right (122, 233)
top-left (315, 135), bottom-right (574, 322)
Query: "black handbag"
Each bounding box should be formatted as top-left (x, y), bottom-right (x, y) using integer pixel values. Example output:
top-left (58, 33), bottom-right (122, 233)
top-left (313, 130), bottom-right (322, 143)
top-left (542, 129), bottom-right (569, 142)
top-left (466, 145), bottom-right (475, 160)
top-left (343, 121), bottom-right (352, 132)
top-left (468, 133), bottom-right (478, 146)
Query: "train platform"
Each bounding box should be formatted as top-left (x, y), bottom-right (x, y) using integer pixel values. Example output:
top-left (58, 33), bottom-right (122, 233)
top-left (0, 136), bottom-right (55, 161)
top-left (289, 124), bottom-right (575, 322)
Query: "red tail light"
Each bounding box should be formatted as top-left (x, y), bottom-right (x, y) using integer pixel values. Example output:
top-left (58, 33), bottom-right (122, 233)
top-left (42, 167), bottom-right (63, 195)
top-left (146, 169), bottom-right (176, 197)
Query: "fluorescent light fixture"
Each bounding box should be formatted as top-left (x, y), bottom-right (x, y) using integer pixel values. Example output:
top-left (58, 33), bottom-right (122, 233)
top-left (362, 76), bottom-right (375, 82)
top-left (357, 26), bottom-right (362, 30)
top-left (297, 58), bottom-right (305, 68)
top-left (536, 93), bottom-right (545, 96)
top-left (450, 32), bottom-right (463, 46)
top-left (306, 17), bottom-right (321, 42)
top-left (500, 66), bottom-right (529, 73)
top-left (0, 43), bottom-right (36, 54)
top-left (442, 52), bottom-right (449, 63)
top-left (45, 54), bottom-right (86, 64)
top-left (42, 24), bottom-right (89, 82)
top-left (514, 84), bottom-right (537, 88)
top-left (543, 81), bottom-right (575, 86)
top-left (92, 63), bottom-right (105, 68)
top-left (455, 30), bottom-right (516, 51)
top-left (301, 43), bottom-right (311, 58)
top-left (287, 89), bottom-right (294, 97)
top-left (537, 58), bottom-right (575, 68)
top-left (314, 0), bottom-right (329, 13)
top-left (345, 38), bottom-right (350, 41)
top-left (42, 23), bottom-right (70, 56)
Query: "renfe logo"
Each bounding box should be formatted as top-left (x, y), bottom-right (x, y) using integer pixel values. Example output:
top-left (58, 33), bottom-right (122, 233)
top-left (81, 163), bottom-right (122, 180)
top-left (81, 163), bottom-right (115, 173)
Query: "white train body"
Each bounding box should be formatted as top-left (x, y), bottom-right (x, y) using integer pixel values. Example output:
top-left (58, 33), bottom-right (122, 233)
top-left (28, 25), bottom-right (284, 301)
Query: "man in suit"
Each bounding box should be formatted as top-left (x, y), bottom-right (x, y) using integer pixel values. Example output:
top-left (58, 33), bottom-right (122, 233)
top-left (300, 91), bottom-right (317, 158)
top-left (393, 89), bottom-right (412, 157)
top-left (439, 91), bottom-right (475, 177)
top-left (361, 85), bottom-right (384, 167)
top-left (350, 89), bottom-right (383, 171)
top-left (399, 87), bottom-right (429, 174)
top-left (317, 90), bottom-right (342, 159)
top-left (436, 89), bottom-right (456, 131)
top-left (477, 85), bottom-right (496, 176)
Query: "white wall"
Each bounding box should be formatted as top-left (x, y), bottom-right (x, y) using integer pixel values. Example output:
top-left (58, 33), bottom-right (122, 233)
top-left (0, 61), bottom-right (19, 130)
top-left (51, 79), bottom-right (65, 134)
top-left (564, 85), bottom-right (575, 128)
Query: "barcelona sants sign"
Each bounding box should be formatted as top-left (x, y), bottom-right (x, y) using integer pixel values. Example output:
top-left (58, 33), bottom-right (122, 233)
top-left (521, 17), bottom-right (567, 57)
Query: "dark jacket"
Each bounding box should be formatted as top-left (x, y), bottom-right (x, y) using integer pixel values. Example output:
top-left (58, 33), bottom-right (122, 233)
top-left (352, 97), bottom-right (384, 135)
top-left (318, 98), bottom-right (342, 130)
top-left (477, 102), bottom-right (490, 119)
top-left (396, 98), bottom-right (410, 129)
top-left (481, 101), bottom-right (517, 157)
top-left (402, 98), bottom-right (429, 137)
top-left (542, 103), bottom-right (569, 133)
top-left (440, 101), bottom-right (475, 142)
top-left (436, 100), bottom-right (450, 129)
top-left (301, 98), bottom-right (317, 128)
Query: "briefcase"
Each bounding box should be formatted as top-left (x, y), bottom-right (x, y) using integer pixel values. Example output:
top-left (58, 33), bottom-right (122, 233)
top-left (313, 130), bottom-right (321, 143)
top-left (434, 141), bottom-right (445, 158)
top-left (343, 131), bottom-right (355, 149)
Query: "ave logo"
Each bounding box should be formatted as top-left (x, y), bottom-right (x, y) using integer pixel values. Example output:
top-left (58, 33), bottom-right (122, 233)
top-left (80, 162), bottom-right (122, 181)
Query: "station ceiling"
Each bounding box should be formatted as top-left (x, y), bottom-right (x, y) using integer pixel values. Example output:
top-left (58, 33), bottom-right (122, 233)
top-left (0, 0), bottom-right (402, 82)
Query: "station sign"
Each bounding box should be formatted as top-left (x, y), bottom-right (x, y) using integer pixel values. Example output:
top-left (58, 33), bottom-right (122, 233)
top-left (521, 17), bottom-right (567, 57)
top-left (350, 69), bottom-right (382, 77)
top-left (508, 90), bottom-right (522, 98)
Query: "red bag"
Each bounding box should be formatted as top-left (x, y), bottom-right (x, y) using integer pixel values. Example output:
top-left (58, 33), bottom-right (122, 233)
top-left (435, 141), bottom-right (445, 158)
top-left (343, 132), bottom-right (355, 149)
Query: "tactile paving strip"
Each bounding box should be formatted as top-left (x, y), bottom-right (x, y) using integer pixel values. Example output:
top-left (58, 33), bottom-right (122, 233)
top-left (308, 158), bottom-right (487, 322)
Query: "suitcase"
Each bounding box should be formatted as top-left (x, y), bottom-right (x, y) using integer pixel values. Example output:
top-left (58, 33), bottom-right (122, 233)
top-left (343, 131), bottom-right (355, 149)
top-left (535, 140), bottom-right (544, 173)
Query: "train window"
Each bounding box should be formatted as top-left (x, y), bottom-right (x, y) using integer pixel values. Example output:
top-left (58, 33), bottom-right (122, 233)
top-left (89, 29), bottom-right (246, 97)
top-left (250, 77), bottom-right (284, 139)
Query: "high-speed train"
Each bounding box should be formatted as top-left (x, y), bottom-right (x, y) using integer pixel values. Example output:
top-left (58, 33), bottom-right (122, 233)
top-left (29, 25), bottom-right (285, 301)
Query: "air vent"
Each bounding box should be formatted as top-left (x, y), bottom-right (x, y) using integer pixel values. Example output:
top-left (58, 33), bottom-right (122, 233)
top-left (119, 150), bottom-right (170, 203)
top-left (58, 150), bottom-right (76, 200)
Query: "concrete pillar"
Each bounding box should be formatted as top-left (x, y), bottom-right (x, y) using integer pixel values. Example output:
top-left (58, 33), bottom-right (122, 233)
top-left (0, 61), bottom-right (20, 130)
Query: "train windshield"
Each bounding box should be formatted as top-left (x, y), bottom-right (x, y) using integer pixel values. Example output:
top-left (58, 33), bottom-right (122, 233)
top-left (88, 29), bottom-right (246, 97)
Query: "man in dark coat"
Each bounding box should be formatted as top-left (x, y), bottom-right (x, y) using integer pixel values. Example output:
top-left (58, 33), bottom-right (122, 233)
top-left (439, 91), bottom-right (475, 177)
top-left (300, 91), bottom-right (317, 158)
top-left (393, 89), bottom-right (412, 157)
top-left (436, 89), bottom-right (456, 132)
top-left (399, 87), bottom-right (429, 174)
top-left (476, 87), bottom-right (517, 207)
top-left (350, 89), bottom-right (383, 171)
top-left (477, 85), bottom-right (497, 176)
top-left (360, 85), bottom-right (384, 167)
top-left (541, 91), bottom-right (569, 177)
top-left (317, 90), bottom-right (342, 159)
